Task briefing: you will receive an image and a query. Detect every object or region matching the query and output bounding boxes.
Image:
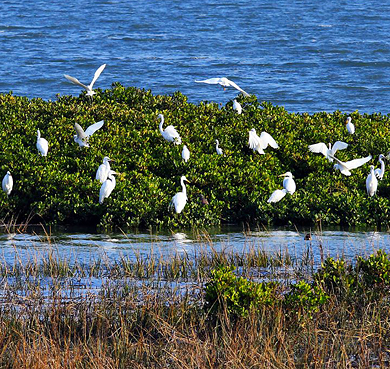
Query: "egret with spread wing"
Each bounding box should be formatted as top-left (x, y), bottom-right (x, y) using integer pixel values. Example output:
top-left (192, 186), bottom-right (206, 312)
top-left (64, 64), bottom-right (106, 97)
top-left (74, 120), bottom-right (104, 147)
top-left (308, 141), bottom-right (348, 162)
top-left (248, 129), bottom-right (278, 154)
top-left (195, 77), bottom-right (250, 96)
top-left (330, 154), bottom-right (372, 176)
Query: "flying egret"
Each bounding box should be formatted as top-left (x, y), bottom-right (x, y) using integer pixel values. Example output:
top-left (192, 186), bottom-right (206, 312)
top-left (36, 129), bottom-right (49, 156)
top-left (96, 156), bottom-right (112, 183)
top-left (64, 64), bottom-right (106, 97)
top-left (74, 120), bottom-right (104, 147)
top-left (267, 189), bottom-right (287, 203)
top-left (280, 172), bottom-right (296, 194)
top-left (195, 77), bottom-right (250, 96)
top-left (233, 99), bottom-right (242, 114)
top-left (169, 176), bottom-right (190, 214)
top-left (330, 154), bottom-right (372, 176)
top-left (308, 141), bottom-right (348, 162)
top-left (346, 116), bottom-right (355, 134)
top-left (181, 145), bottom-right (190, 162)
top-left (374, 154), bottom-right (385, 180)
top-left (158, 114), bottom-right (182, 144)
top-left (248, 129), bottom-right (279, 154)
top-left (99, 170), bottom-right (117, 204)
top-left (366, 165), bottom-right (378, 197)
top-left (215, 139), bottom-right (223, 155)
top-left (2, 171), bottom-right (13, 196)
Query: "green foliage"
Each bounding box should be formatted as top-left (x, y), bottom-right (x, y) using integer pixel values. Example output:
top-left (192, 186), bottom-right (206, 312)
top-left (204, 266), bottom-right (278, 317)
top-left (356, 250), bottom-right (390, 291)
top-left (1, 86), bottom-right (390, 228)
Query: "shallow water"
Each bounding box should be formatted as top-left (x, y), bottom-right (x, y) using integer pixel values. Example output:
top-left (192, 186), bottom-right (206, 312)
top-left (1, 0), bottom-right (390, 113)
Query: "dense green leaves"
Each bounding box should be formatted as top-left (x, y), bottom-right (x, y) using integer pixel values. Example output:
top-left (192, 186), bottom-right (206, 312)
top-left (0, 85), bottom-right (389, 228)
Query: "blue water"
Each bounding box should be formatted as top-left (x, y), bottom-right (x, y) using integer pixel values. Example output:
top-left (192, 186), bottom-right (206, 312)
top-left (1, 0), bottom-right (390, 113)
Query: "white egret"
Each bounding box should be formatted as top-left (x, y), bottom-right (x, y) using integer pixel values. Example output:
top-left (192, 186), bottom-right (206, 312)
top-left (233, 99), bottom-right (242, 114)
top-left (267, 189), bottom-right (287, 203)
top-left (96, 156), bottom-right (112, 183)
top-left (169, 176), bottom-right (190, 214)
top-left (280, 172), bottom-right (296, 194)
top-left (182, 145), bottom-right (190, 162)
top-left (99, 170), bottom-right (117, 204)
top-left (158, 114), bottom-right (181, 144)
top-left (74, 120), bottom-right (104, 147)
top-left (2, 171), bottom-right (13, 196)
top-left (64, 64), bottom-right (106, 97)
top-left (346, 116), bottom-right (355, 134)
top-left (215, 139), bottom-right (223, 156)
top-left (308, 141), bottom-right (348, 162)
top-left (36, 129), bottom-right (49, 156)
top-left (366, 165), bottom-right (378, 197)
top-left (195, 77), bottom-right (250, 96)
top-left (374, 154), bottom-right (385, 180)
top-left (330, 154), bottom-right (372, 176)
top-left (248, 129), bottom-right (278, 154)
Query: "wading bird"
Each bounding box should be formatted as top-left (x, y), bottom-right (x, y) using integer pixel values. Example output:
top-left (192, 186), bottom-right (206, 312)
top-left (36, 129), bottom-right (49, 156)
top-left (195, 77), bottom-right (250, 96)
top-left (74, 120), bottom-right (104, 148)
top-left (233, 99), bottom-right (242, 114)
top-left (308, 141), bottom-right (348, 162)
top-left (158, 114), bottom-right (181, 144)
top-left (215, 139), bottom-right (223, 155)
top-left (374, 154), bottom-right (385, 180)
top-left (181, 145), bottom-right (190, 162)
top-left (2, 171), bottom-right (13, 196)
top-left (267, 172), bottom-right (296, 203)
top-left (96, 156), bottom-right (112, 183)
top-left (248, 129), bottom-right (278, 154)
top-left (99, 170), bottom-right (117, 204)
top-left (366, 165), bottom-right (378, 197)
top-left (169, 176), bottom-right (190, 214)
top-left (64, 64), bottom-right (106, 98)
top-left (346, 116), bottom-right (355, 134)
top-left (330, 154), bottom-right (372, 176)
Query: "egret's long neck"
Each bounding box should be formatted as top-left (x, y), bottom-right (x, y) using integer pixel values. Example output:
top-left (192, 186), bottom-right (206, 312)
top-left (37, 130), bottom-right (41, 140)
top-left (159, 116), bottom-right (164, 134)
top-left (216, 141), bottom-right (219, 149)
top-left (181, 178), bottom-right (187, 195)
top-left (380, 158), bottom-right (385, 172)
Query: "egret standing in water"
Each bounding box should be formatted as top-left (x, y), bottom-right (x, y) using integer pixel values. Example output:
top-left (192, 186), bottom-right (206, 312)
top-left (73, 120), bottom-right (104, 148)
top-left (215, 139), bottom-right (223, 156)
top-left (181, 145), bottom-right (190, 162)
top-left (374, 154), bottom-right (386, 180)
top-left (2, 171), bottom-right (13, 196)
top-left (366, 165), bottom-right (378, 197)
top-left (99, 170), bottom-right (117, 204)
top-left (64, 64), bottom-right (106, 98)
top-left (169, 176), bottom-right (190, 214)
top-left (195, 77), bottom-right (250, 96)
top-left (346, 116), bottom-right (355, 134)
top-left (96, 156), bottom-right (112, 183)
top-left (36, 129), bottom-right (49, 156)
top-left (248, 129), bottom-right (278, 155)
top-left (158, 114), bottom-right (182, 144)
top-left (233, 99), bottom-right (242, 114)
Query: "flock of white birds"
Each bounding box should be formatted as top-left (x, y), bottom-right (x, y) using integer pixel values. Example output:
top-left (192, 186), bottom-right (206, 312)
top-left (1, 65), bottom-right (386, 216)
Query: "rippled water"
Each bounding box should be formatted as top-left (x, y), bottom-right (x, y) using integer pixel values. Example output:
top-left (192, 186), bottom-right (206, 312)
top-left (1, 0), bottom-right (390, 113)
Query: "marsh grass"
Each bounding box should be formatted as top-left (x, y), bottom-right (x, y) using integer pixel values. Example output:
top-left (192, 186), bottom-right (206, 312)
top-left (0, 238), bottom-right (389, 368)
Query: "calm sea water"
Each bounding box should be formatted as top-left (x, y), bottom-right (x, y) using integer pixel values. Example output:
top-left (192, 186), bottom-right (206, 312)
top-left (1, 0), bottom-right (390, 113)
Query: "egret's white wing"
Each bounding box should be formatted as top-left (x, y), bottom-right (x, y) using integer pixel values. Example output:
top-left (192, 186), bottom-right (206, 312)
top-left (267, 189), bottom-right (287, 203)
top-left (89, 64), bottom-right (106, 88)
top-left (331, 141), bottom-right (348, 155)
top-left (248, 130), bottom-right (261, 150)
top-left (74, 123), bottom-right (87, 139)
top-left (226, 79), bottom-right (250, 96)
top-left (164, 125), bottom-right (179, 137)
top-left (259, 131), bottom-right (278, 149)
top-left (85, 120), bottom-right (104, 137)
top-left (308, 142), bottom-right (328, 156)
top-left (64, 74), bottom-right (89, 90)
top-left (345, 155), bottom-right (372, 170)
top-left (195, 78), bottom-right (222, 85)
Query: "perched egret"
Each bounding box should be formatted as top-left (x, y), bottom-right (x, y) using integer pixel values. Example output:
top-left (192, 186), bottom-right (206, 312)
top-left (99, 170), bottom-right (117, 204)
top-left (2, 171), bottom-right (13, 196)
top-left (64, 64), bottom-right (106, 97)
top-left (308, 141), bottom-right (348, 162)
top-left (330, 154), bottom-right (372, 176)
top-left (181, 145), bottom-right (190, 162)
top-left (169, 176), bottom-right (190, 214)
top-left (215, 139), bottom-right (223, 155)
top-left (195, 77), bottom-right (250, 96)
top-left (74, 120), bottom-right (104, 147)
top-left (280, 172), bottom-right (296, 194)
top-left (96, 156), bottom-right (111, 183)
top-left (36, 129), bottom-right (49, 156)
top-left (374, 154), bottom-right (385, 180)
top-left (158, 114), bottom-right (181, 144)
top-left (248, 129), bottom-right (278, 154)
top-left (346, 116), bottom-right (355, 134)
top-left (366, 165), bottom-right (378, 197)
top-left (233, 99), bottom-right (242, 114)
top-left (268, 189), bottom-right (287, 203)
